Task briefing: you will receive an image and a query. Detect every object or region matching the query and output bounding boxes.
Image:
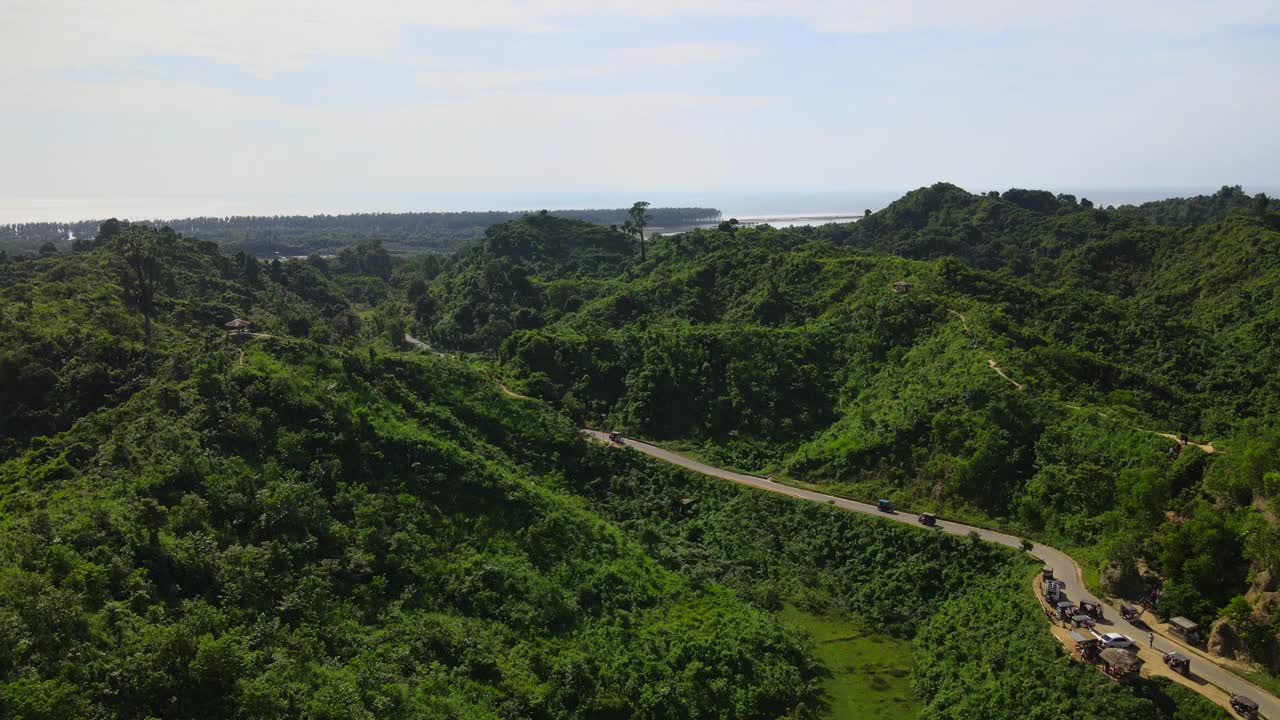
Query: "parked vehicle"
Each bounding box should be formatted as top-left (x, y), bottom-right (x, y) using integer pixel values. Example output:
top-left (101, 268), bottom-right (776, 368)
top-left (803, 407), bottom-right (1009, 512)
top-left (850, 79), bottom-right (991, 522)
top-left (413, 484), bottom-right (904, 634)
top-left (1169, 616), bottom-right (1203, 645)
top-left (1120, 604), bottom-right (1140, 622)
top-left (1044, 580), bottom-right (1065, 603)
top-left (1099, 632), bottom-right (1135, 650)
top-left (1163, 651), bottom-right (1190, 675)
top-left (1071, 614), bottom-right (1096, 629)
top-left (1041, 567), bottom-right (1054, 581)
top-left (917, 512), bottom-right (937, 526)
top-left (1230, 694), bottom-right (1259, 718)
top-left (1077, 600), bottom-right (1104, 620)
top-left (1056, 601), bottom-right (1076, 620)
top-left (877, 499), bottom-right (895, 513)
top-left (1070, 631), bottom-right (1100, 660)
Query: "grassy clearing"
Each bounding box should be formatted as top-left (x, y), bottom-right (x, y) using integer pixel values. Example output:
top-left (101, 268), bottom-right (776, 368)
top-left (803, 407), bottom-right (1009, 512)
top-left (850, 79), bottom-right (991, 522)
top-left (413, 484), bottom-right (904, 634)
top-left (778, 605), bottom-right (919, 720)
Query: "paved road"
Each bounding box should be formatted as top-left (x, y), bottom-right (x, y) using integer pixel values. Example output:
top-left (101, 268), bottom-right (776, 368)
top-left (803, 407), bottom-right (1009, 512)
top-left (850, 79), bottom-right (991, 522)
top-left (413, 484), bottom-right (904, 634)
top-left (583, 429), bottom-right (1276, 719)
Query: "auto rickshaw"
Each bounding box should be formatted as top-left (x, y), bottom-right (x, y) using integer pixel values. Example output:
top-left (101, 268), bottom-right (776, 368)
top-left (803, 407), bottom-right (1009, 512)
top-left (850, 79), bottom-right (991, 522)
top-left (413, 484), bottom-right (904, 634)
top-left (1163, 651), bottom-right (1190, 675)
top-left (1120, 603), bottom-right (1140, 622)
top-left (1078, 600), bottom-right (1104, 620)
top-left (1056, 600), bottom-right (1076, 620)
top-left (917, 512), bottom-right (937, 526)
top-left (607, 431), bottom-right (623, 444)
top-left (1230, 694), bottom-right (1259, 719)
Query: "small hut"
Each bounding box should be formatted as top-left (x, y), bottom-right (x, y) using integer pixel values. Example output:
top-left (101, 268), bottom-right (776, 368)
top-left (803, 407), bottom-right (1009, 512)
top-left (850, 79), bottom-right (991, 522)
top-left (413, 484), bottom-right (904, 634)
top-left (225, 318), bottom-right (253, 334)
top-left (892, 280), bottom-right (913, 293)
top-left (1099, 648), bottom-right (1143, 678)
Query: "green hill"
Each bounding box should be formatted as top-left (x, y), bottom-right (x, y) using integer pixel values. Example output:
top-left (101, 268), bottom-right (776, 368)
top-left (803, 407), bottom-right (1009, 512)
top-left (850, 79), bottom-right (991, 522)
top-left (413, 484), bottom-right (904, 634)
top-left (409, 186), bottom-right (1280, 672)
top-left (0, 208), bottom-right (1244, 719)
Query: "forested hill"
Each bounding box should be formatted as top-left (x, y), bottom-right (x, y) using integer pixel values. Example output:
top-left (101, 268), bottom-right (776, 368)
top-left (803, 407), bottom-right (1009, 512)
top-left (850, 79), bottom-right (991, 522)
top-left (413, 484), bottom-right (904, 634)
top-left (0, 220), bottom-right (1230, 719)
top-left (1, 206), bottom-right (721, 257)
top-left (405, 184), bottom-right (1280, 677)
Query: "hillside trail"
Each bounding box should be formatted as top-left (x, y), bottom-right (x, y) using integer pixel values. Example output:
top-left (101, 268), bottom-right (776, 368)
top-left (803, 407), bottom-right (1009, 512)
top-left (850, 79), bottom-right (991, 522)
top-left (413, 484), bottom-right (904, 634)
top-left (1065, 405), bottom-right (1217, 454)
top-left (947, 309), bottom-right (1024, 390)
top-left (950, 311), bottom-right (1214, 452)
top-left (403, 333), bottom-right (532, 400)
top-left (230, 332), bottom-right (275, 365)
top-left (585, 430), bottom-right (1278, 719)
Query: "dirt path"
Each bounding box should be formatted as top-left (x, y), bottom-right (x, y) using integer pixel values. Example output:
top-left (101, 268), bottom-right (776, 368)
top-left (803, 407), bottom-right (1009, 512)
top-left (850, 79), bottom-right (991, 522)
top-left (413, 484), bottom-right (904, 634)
top-left (987, 357), bottom-right (1025, 390)
top-left (497, 382), bottom-right (532, 400)
top-left (402, 333), bottom-right (533, 400)
top-left (586, 430), bottom-right (1278, 718)
top-left (1066, 406), bottom-right (1216, 454)
top-left (230, 331), bottom-right (275, 365)
top-left (1153, 432), bottom-right (1217, 454)
top-left (949, 309), bottom-right (1024, 390)
top-left (404, 333), bottom-right (448, 357)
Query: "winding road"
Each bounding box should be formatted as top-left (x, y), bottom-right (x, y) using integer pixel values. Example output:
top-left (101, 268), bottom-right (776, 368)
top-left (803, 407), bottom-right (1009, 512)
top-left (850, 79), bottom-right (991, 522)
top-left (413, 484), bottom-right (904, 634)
top-left (581, 430), bottom-right (1276, 719)
top-left (401, 335), bottom-right (1269, 715)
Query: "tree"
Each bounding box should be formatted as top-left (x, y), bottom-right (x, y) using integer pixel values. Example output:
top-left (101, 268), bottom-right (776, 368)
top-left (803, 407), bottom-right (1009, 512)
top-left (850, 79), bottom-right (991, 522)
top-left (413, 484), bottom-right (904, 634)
top-left (626, 201), bottom-right (652, 260)
top-left (114, 226), bottom-right (166, 351)
top-left (38, 242), bottom-right (58, 256)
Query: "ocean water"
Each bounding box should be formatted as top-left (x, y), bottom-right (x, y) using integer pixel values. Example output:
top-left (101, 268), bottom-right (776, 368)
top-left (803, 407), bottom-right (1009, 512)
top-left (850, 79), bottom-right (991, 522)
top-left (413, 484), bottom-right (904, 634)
top-left (3, 187), bottom-right (1276, 225)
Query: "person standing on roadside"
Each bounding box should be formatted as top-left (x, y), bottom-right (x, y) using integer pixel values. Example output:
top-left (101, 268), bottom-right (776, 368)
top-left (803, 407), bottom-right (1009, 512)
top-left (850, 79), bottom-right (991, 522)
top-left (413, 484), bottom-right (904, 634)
top-left (1148, 632), bottom-right (1154, 648)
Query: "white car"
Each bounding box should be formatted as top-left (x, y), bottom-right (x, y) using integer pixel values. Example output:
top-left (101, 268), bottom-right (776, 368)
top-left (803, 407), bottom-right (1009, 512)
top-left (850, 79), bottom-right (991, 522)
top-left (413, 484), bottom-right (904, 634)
top-left (1099, 632), bottom-right (1135, 649)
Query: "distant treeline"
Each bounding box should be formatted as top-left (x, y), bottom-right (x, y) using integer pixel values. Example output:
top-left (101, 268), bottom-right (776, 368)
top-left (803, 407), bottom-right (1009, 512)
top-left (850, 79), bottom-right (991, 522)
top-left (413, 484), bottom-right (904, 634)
top-left (1, 207), bottom-right (722, 256)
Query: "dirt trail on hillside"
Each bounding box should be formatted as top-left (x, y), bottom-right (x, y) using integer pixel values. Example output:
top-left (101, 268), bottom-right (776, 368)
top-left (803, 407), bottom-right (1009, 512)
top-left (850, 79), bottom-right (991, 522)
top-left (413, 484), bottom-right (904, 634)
top-left (1153, 432), bottom-right (1216, 454)
top-left (986, 358), bottom-right (1025, 390)
top-left (497, 382), bottom-right (532, 400)
top-left (948, 309), bottom-right (1024, 390)
top-left (1065, 406), bottom-right (1216, 454)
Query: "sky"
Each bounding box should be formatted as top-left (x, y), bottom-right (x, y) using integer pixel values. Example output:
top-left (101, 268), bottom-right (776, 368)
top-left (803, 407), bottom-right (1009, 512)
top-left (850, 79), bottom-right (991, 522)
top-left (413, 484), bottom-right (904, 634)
top-left (2, 0), bottom-right (1279, 221)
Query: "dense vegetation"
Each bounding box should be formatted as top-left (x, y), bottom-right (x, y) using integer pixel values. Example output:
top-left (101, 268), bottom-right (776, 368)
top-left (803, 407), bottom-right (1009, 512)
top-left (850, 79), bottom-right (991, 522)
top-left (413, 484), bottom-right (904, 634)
top-left (1, 207), bottom-right (720, 257)
top-left (402, 184), bottom-right (1280, 673)
top-left (0, 186), bottom-right (1257, 718)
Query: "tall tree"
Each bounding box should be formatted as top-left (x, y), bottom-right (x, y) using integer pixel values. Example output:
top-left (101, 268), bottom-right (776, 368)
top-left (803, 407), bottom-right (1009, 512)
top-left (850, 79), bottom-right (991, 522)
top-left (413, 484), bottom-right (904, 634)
top-left (115, 226), bottom-right (166, 351)
top-left (627, 201), bottom-right (651, 260)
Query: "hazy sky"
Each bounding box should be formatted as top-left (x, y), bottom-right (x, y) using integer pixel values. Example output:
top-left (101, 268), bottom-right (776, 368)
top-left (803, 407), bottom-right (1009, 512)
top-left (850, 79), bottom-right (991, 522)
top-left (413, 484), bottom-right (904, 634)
top-left (3, 1), bottom-right (1279, 220)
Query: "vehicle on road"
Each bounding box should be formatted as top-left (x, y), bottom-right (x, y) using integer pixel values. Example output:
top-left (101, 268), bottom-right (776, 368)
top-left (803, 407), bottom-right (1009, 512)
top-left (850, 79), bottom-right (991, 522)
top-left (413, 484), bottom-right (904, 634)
top-left (1042, 567), bottom-right (1054, 581)
top-left (1056, 600), bottom-right (1076, 620)
top-left (1077, 600), bottom-right (1104, 620)
top-left (1169, 616), bottom-right (1204, 645)
top-left (1230, 694), bottom-right (1259, 718)
top-left (877, 499), bottom-right (895, 513)
top-left (918, 512), bottom-right (937, 526)
top-left (1120, 604), bottom-right (1141, 623)
top-left (1070, 631), bottom-right (1101, 661)
top-left (1163, 651), bottom-right (1190, 675)
top-left (1098, 632), bottom-right (1135, 650)
top-left (1071, 614), bottom-right (1096, 629)
top-left (1044, 579), bottom-right (1065, 603)
top-left (607, 432), bottom-right (623, 444)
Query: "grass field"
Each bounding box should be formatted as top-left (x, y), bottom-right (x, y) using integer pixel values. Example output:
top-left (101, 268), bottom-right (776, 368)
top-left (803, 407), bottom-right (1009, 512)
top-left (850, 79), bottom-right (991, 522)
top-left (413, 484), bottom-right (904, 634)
top-left (778, 605), bottom-right (919, 720)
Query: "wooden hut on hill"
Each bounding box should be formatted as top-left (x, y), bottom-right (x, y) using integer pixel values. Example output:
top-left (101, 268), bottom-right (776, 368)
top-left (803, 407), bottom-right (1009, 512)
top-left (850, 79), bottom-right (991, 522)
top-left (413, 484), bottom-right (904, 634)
top-left (892, 280), bottom-right (913, 293)
top-left (225, 318), bottom-right (252, 333)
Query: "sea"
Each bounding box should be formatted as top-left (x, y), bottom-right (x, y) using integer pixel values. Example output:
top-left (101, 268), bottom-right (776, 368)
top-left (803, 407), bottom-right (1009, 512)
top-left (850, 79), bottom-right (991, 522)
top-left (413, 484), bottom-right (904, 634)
top-left (4, 188), bottom-right (1277, 226)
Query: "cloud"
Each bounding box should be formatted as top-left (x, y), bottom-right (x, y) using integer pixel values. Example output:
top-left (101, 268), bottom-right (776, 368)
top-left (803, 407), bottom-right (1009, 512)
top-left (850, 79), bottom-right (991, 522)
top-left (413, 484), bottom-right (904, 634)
top-left (416, 43), bottom-right (750, 90)
top-left (4, 0), bottom-right (1276, 77)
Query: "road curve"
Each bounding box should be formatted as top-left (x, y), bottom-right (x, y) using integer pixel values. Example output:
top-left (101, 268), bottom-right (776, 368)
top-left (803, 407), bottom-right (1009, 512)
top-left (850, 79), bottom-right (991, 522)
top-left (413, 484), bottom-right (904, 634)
top-left (583, 430), bottom-right (1276, 719)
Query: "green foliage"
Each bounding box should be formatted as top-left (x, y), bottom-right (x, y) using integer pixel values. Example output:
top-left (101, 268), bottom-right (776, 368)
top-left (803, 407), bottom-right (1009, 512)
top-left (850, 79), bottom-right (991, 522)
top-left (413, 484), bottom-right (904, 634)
top-left (914, 566), bottom-right (1227, 720)
top-left (409, 188), bottom-right (1280, 664)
